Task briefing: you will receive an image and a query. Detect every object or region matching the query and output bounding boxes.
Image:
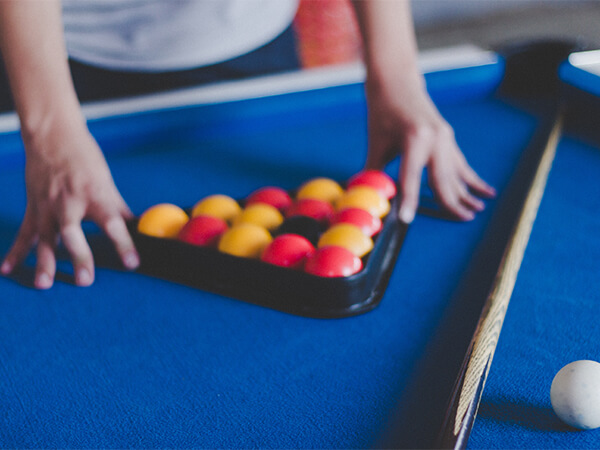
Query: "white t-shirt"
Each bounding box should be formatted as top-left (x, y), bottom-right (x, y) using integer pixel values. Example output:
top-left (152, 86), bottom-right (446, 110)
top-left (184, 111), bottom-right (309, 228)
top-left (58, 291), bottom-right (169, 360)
top-left (62, 0), bottom-right (299, 72)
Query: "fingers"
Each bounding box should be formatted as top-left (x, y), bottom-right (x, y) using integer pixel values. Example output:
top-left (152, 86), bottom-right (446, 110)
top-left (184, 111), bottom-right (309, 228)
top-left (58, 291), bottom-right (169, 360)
top-left (116, 196), bottom-right (135, 221)
top-left (430, 147), bottom-right (496, 221)
top-left (102, 215), bottom-right (139, 270)
top-left (0, 206), bottom-right (94, 288)
top-left (1, 195), bottom-right (138, 288)
top-left (62, 193), bottom-right (139, 285)
top-left (430, 165), bottom-right (476, 221)
top-left (60, 222), bottom-right (94, 286)
top-left (459, 186), bottom-right (486, 213)
top-left (90, 192), bottom-right (139, 270)
top-left (1, 210), bottom-right (65, 289)
top-left (458, 156), bottom-right (497, 198)
top-left (35, 231), bottom-right (58, 289)
top-left (1, 209), bottom-right (37, 275)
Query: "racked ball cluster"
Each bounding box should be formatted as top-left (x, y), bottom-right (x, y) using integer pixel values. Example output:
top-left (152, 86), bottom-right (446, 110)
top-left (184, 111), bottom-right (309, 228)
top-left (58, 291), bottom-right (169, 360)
top-left (137, 170), bottom-right (396, 278)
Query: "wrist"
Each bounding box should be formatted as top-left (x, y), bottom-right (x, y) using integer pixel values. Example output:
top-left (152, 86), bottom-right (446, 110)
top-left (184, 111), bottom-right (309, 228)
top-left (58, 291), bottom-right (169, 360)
top-left (365, 62), bottom-right (426, 101)
top-left (20, 98), bottom-right (86, 152)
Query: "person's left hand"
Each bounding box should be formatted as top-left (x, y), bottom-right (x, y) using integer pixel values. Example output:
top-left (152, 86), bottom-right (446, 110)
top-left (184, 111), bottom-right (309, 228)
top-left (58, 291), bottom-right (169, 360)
top-left (0, 117), bottom-right (139, 289)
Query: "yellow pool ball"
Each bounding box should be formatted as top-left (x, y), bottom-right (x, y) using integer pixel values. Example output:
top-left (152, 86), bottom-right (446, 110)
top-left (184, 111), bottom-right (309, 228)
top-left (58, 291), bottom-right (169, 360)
top-left (218, 223), bottom-right (273, 258)
top-left (336, 186), bottom-right (390, 218)
top-left (297, 177), bottom-right (344, 204)
top-left (192, 194), bottom-right (241, 224)
top-left (234, 203), bottom-right (284, 231)
top-left (317, 223), bottom-right (374, 258)
top-left (137, 203), bottom-right (189, 238)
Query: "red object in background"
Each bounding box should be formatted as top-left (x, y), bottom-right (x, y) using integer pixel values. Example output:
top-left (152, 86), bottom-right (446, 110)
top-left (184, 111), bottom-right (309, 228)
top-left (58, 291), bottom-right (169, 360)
top-left (178, 215), bottom-right (228, 247)
top-left (293, 0), bottom-right (362, 68)
top-left (304, 246), bottom-right (363, 278)
top-left (261, 234), bottom-right (316, 269)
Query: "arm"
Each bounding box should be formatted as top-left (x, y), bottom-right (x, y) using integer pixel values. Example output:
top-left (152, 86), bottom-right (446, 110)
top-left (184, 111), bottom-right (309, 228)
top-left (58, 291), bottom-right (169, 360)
top-left (351, 0), bottom-right (495, 222)
top-left (0, 0), bottom-right (138, 288)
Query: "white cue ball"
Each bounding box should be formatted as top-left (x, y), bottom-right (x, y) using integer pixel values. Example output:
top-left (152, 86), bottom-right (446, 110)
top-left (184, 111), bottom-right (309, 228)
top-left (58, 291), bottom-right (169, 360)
top-left (550, 360), bottom-right (600, 430)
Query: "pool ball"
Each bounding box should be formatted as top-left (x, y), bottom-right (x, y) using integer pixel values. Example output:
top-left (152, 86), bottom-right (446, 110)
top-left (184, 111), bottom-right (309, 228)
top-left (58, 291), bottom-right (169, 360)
top-left (336, 186), bottom-right (390, 218)
top-left (333, 208), bottom-right (382, 237)
top-left (234, 203), bottom-right (284, 231)
top-left (550, 360), bottom-right (600, 429)
top-left (304, 246), bottom-right (362, 277)
top-left (261, 234), bottom-right (315, 269)
top-left (177, 215), bottom-right (228, 247)
top-left (218, 223), bottom-right (272, 258)
top-left (296, 177), bottom-right (344, 204)
top-left (287, 198), bottom-right (335, 226)
top-left (317, 223), bottom-right (373, 258)
top-left (347, 169), bottom-right (397, 199)
top-left (275, 216), bottom-right (323, 246)
top-left (137, 203), bottom-right (189, 238)
top-left (246, 186), bottom-right (292, 212)
top-left (191, 194), bottom-right (241, 224)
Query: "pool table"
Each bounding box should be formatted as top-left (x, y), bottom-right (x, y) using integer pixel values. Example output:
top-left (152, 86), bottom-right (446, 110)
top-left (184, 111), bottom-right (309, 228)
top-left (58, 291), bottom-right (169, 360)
top-left (0, 42), bottom-right (598, 448)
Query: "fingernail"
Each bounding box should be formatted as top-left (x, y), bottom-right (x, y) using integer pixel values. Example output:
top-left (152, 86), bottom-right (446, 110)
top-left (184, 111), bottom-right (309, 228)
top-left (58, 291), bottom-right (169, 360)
top-left (1, 260), bottom-right (12, 275)
top-left (398, 207), bottom-right (415, 224)
top-left (36, 272), bottom-right (52, 290)
top-left (124, 251), bottom-right (140, 270)
top-left (76, 268), bottom-right (92, 286)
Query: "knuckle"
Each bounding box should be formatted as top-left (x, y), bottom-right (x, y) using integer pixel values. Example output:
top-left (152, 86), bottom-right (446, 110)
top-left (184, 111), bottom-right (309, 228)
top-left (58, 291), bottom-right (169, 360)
top-left (407, 120), bottom-right (453, 146)
top-left (60, 222), bottom-right (79, 237)
top-left (405, 123), bottom-right (432, 145)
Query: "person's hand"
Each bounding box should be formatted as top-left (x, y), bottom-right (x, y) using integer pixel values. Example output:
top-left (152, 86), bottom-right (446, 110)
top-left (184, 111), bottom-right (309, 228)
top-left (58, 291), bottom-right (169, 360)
top-left (364, 73), bottom-right (496, 223)
top-left (0, 119), bottom-right (139, 289)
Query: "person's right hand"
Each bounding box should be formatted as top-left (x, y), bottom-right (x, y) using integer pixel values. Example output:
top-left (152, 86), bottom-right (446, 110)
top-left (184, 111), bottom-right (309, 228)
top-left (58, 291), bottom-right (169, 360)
top-left (364, 71), bottom-right (496, 223)
top-left (0, 119), bottom-right (139, 289)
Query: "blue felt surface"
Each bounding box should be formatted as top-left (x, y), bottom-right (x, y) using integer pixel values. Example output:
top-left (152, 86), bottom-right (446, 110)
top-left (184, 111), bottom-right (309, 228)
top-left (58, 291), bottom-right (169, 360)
top-left (0, 62), bottom-right (579, 448)
top-left (468, 135), bottom-right (600, 449)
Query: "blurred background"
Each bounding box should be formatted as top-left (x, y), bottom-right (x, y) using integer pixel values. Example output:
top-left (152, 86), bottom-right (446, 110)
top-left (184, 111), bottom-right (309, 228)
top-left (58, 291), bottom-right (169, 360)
top-left (293, 0), bottom-right (600, 68)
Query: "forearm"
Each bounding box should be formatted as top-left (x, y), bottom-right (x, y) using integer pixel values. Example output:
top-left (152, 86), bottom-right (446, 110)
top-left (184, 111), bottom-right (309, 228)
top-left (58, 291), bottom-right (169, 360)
top-left (350, 1), bottom-right (494, 222)
top-left (0, 0), bottom-right (83, 146)
top-left (351, 0), bottom-right (424, 90)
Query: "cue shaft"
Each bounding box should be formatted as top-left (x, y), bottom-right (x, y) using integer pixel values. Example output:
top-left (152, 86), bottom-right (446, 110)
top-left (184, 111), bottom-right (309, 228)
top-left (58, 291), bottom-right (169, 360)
top-left (438, 112), bottom-right (564, 449)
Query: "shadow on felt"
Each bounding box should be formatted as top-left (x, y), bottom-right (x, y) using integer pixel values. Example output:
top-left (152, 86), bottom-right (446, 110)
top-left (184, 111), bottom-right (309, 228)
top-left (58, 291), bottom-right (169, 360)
top-left (476, 396), bottom-right (577, 432)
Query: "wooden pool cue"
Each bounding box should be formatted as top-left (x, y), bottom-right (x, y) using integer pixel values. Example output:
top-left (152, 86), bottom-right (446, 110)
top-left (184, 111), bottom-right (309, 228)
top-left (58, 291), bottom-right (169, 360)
top-left (437, 110), bottom-right (564, 449)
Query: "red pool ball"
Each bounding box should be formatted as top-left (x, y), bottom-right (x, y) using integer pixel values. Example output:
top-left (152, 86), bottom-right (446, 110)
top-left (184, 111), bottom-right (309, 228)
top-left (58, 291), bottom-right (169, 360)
top-left (246, 187), bottom-right (292, 212)
top-left (177, 215), bottom-right (228, 247)
top-left (347, 170), bottom-right (397, 199)
top-left (261, 234), bottom-right (315, 269)
top-left (333, 208), bottom-right (382, 237)
top-left (304, 246), bottom-right (363, 278)
top-left (286, 198), bottom-right (335, 226)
